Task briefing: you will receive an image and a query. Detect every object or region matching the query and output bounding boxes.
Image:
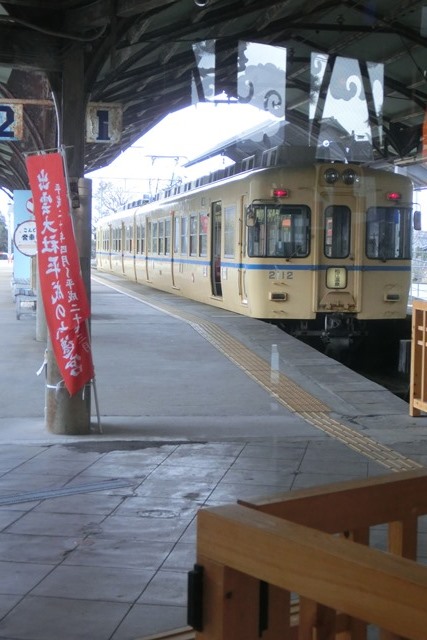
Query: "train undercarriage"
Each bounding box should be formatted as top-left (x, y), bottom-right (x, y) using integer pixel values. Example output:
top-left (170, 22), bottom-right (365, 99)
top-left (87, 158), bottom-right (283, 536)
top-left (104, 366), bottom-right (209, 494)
top-left (276, 313), bottom-right (411, 370)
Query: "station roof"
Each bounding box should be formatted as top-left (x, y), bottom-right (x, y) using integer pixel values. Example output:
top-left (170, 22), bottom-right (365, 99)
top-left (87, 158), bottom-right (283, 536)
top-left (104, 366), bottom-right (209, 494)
top-left (0, 0), bottom-right (427, 193)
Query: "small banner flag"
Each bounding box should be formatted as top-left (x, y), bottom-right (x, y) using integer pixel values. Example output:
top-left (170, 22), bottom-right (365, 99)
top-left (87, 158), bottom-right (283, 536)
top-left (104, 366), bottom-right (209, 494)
top-left (26, 152), bottom-right (94, 396)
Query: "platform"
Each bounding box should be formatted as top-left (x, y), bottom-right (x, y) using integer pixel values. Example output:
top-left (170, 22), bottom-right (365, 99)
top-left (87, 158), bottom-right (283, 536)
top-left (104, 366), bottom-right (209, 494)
top-left (1, 260), bottom-right (427, 640)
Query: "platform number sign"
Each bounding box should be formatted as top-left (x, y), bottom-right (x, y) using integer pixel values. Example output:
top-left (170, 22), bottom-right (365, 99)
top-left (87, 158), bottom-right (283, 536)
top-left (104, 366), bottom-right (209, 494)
top-left (0, 103), bottom-right (23, 140)
top-left (86, 103), bottom-right (122, 143)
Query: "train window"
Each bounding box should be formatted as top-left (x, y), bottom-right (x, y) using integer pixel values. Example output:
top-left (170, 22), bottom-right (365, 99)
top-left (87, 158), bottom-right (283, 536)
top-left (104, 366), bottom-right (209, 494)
top-left (181, 216), bottom-right (188, 255)
top-left (262, 148), bottom-right (278, 168)
top-left (190, 215), bottom-right (198, 256)
top-left (103, 228), bottom-right (109, 252)
top-left (165, 219), bottom-right (171, 255)
top-left (112, 226), bottom-right (122, 252)
top-left (174, 216), bottom-right (180, 254)
top-left (324, 206), bottom-right (350, 258)
top-left (199, 213), bottom-right (208, 256)
top-left (247, 205), bottom-right (310, 258)
top-left (224, 205), bottom-right (236, 257)
top-left (126, 225), bottom-right (133, 254)
top-left (242, 156), bottom-right (255, 171)
top-left (158, 221), bottom-right (164, 254)
top-left (151, 222), bottom-right (158, 254)
top-left (366, 207), bottom-right (412, 260)
top-left (136, 222), bottom-right (145, 254)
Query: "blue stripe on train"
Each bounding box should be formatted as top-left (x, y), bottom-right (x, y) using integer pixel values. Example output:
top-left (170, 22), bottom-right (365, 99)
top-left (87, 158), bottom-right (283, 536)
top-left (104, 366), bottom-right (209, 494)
top-left (98, 252), bottom-right (411, 273)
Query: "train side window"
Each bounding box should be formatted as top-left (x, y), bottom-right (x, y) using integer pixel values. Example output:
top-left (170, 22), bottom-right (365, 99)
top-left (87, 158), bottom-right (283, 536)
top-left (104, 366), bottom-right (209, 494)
top-left (151, 221), bottom-right (158, 254)
top-left (242, 156), bottom-right (255, 171)
top-left (199, 213), bottom-right (208, 256)
top-left (103, 228), bottom-right (109, 252)
top-left (366, 207), bottom-right (412, 260)
top-left (126, 225), bottom-right (133, 254)
top-left (324, 205), bottom-right (350, 258)
top-left (174, 216), bottom-right (180, 254)
top-left (181, 216), bottom-right (188, 255)
top-left (190, 215), bottom-right (198, 256)
top-left (165, 219), bottom-right (171, 255)
top-left (113, 225), bottom-right (122, 252)
top-left (224, 205), bottom-right (236, 258)
top-left (159, 220), bottom-right (164, 255)
top-left (136, 221), bottom-right (145, 254)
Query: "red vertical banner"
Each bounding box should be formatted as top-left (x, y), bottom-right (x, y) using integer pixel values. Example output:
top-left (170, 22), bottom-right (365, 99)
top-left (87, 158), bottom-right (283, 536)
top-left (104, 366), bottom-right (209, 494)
top-left (26, 152), bottom-right (94, 396)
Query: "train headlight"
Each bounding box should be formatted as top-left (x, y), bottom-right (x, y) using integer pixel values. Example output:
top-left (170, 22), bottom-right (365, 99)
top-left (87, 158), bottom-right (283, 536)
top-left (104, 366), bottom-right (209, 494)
top-left (324, 168), bottom-right (340, 184)
top-left (341, 168), bottom-right (357, 185)
top-left (326, 267), bottom-right (347, 289)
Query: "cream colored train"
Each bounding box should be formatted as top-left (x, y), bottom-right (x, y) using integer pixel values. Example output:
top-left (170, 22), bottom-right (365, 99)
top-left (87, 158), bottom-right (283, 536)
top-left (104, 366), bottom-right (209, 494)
top-left (96, 160), bottom-right (416, 343)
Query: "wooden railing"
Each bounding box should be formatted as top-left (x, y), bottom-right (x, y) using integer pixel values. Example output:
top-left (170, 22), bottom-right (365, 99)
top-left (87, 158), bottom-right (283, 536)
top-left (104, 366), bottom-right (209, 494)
top-left (191, 469), bottom-right (427, 640)
top-left (410, 299), bottom-right (427, 416)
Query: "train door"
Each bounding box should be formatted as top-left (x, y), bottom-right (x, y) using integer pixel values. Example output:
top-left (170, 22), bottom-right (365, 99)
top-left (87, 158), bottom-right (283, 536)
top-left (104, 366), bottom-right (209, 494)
top-left (145, 219), bottom-right (152, 281)
top-left (121, 222), bottom-right (125, 274)
top-left (211, 201), bottom-right (222, 297)
top-left (111, 221), bottom-right (125, 274)
top-left (171, 212), bottom-right (177, 288)
top-left (238, 195), bottom-right (247, 304)
top-left (108, 224), bottom-right (112, 271)
top-left (133, 220), bottom-right (138, 281)
top-left (127, 221), bottom-right (137, 281)
top-left (316, 197), bottom-right (358, 316)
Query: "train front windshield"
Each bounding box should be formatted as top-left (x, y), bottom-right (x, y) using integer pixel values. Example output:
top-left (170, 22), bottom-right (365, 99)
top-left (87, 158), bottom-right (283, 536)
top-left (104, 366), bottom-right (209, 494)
top-left (247, 204), bottom-right (310, 258)
top-left (366, 207), bottom-right (412, 260)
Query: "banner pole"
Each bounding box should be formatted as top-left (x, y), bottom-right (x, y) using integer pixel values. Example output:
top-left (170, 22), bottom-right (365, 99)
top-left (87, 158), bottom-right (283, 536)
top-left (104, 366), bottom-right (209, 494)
top-left (26, 152), bottom-right (94, 434)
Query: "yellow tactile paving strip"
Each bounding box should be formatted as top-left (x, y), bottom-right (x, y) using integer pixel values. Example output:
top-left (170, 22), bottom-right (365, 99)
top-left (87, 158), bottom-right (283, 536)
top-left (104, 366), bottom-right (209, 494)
top-left (190, 320), bottom-right (328, 413)
top-left (93, 275), bottom-right (423, 472)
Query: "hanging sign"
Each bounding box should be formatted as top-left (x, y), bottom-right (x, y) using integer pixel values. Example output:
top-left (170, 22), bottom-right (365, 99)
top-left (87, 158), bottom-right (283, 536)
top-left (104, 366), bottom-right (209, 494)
top-left (13, 220), bottom-right (37, 256)
top-left (86, 103), bottom-right (122, 143)
top-left (25, 152), bottom-right (94, 396)
top-left (0, 103), bottom-right (23, 140)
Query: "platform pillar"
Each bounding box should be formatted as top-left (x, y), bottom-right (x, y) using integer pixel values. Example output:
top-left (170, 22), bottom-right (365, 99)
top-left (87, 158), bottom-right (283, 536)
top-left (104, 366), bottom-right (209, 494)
top-left (45, 45), bottom-right (92, 435)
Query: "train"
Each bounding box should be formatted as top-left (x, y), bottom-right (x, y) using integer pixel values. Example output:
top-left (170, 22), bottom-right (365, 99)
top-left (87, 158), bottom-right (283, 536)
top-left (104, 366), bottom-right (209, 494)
top-left (95, 155), bottom-right (417, 347)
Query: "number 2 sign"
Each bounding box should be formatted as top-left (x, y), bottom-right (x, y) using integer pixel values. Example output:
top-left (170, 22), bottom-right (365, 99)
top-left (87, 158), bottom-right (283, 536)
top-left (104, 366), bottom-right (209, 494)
top-left (0, 103), bottom-right (23, 140)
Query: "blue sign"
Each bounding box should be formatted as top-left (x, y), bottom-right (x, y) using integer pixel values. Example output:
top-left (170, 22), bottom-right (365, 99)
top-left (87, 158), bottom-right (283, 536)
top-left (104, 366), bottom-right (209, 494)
top-left (13, 190), bottom-right (34, 281)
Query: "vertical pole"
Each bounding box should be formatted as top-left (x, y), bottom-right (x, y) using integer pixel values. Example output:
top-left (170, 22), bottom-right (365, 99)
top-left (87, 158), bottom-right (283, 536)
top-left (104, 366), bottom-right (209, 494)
top-left (35, 258), bottom-right (47, 343)
top-left (45, 45), bottom-right (92, 434)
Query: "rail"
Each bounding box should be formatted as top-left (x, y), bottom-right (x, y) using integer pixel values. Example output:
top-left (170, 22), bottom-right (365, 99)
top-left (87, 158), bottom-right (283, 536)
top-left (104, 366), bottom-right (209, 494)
top-left (410, 298), bottom-right (427, 415)
top-left (191, 469), bottom-right (427, 639)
